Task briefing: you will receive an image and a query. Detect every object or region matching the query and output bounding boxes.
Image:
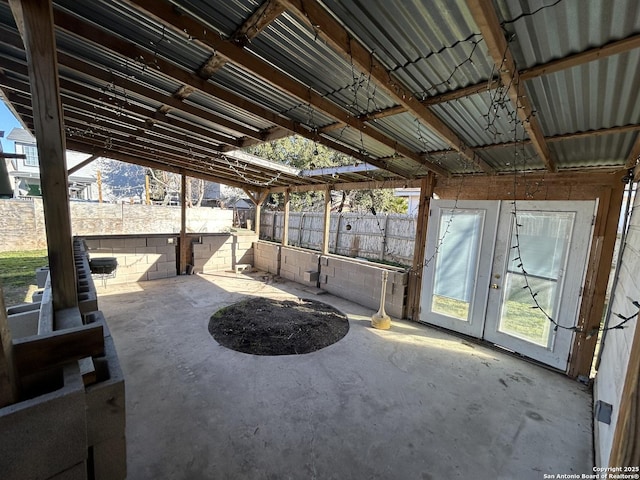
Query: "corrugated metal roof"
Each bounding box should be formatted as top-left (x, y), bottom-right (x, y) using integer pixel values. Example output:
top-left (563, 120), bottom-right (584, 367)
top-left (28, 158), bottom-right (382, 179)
top-left (550, 132), bottom-right (638, 169)
top-left (496, 0), bottom-right (640, 68)
top-left (0, 0), bottom-right (638, 190)
top-left (369, 112), bottom-right (451, 152)
top-left (526, 50), bottom-right (640, 136)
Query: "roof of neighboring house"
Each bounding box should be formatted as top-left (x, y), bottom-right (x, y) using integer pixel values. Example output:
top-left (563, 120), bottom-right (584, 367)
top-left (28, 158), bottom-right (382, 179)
top-left (6, 127), bottom-right (35, 144)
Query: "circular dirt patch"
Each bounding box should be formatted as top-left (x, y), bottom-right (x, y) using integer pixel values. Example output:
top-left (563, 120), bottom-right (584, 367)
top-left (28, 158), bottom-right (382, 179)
top-left (208, 297), bottom-right (349, 355)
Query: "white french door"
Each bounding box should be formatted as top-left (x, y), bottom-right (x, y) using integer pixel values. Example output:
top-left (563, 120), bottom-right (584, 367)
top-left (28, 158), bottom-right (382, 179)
top-left (420, 200), bottom-right (595, 371)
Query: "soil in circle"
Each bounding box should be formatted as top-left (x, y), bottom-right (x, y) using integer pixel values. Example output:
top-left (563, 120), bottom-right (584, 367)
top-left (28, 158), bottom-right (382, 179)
top-left (208, 297), bottom-right (349, 355)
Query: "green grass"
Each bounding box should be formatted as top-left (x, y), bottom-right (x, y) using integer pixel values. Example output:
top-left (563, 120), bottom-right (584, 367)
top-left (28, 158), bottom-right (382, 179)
top-left (431, 295), bottom-right (550, 346)
top-left (0, 249), bottom-right (48, 306)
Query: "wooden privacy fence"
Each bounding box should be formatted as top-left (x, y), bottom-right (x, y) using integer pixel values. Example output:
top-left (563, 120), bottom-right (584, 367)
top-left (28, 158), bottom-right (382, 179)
top-left (260, 211), bottom-right (417, 266)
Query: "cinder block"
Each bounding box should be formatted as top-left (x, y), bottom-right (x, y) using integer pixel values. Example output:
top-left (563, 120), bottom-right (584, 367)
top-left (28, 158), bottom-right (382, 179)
top-left (124, 237), bottom-right (147, 248)
top-left (0, 365), bottom-right (86, 480)
top-left (147, 270), bottom-right (172, 280)
top-left (146, 236), bottom-right (171, 247)
top-left (155, 261), bottom-right (176, 273)
top-left (100, 238), bottom-right (125, 248)
top-left (134, 246), bottom-right (156, 254)
top-left (303, 270), bottom-right (319, 282)
top-left (92, 436), bottom-right (126, 480)
top-left (86, 335), bottom-right (125, 446)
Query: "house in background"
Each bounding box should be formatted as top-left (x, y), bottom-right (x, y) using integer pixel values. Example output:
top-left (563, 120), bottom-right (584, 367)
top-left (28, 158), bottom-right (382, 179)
top-left (394, 187), bottom-right (421, 215)
top-left (5, 127), bottom-right (99, 200)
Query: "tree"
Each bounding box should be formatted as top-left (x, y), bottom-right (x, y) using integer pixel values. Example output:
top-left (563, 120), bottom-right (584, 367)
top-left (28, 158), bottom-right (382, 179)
top-left (245, 136), bottom-right (407, 214)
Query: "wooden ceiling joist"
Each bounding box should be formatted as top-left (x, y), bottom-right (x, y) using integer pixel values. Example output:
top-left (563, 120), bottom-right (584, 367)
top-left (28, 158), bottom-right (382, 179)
top-left (45, 12), bottom-right (417, 179)
top-left (121, 0), bottom-right (449, 177)
top-left (279, 0), bottom-right (494, 174)
top-left (199, 0), bottom-right (285, 78)
top-left (467, 0), bottom-right (556, 173)
top-left (625, 133), bottom-right (640, 169)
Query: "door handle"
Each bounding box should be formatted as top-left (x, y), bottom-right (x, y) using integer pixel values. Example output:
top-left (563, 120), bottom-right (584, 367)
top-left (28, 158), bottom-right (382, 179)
top-left (491, 283), bottom-right (500, 289)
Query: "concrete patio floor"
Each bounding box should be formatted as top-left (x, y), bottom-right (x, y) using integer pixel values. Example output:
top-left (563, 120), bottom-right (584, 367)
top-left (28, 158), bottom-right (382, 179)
top-left (97, 271), bottom-right (593, 480)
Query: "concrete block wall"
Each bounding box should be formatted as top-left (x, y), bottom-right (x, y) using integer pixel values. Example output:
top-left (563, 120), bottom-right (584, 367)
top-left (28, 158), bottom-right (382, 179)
top-left (85, 311), bottom-right (126, 480)
top-left (0, 364), bottom-right (87, 480)
top-left (0, 198), bottom-right (234, 252)
top-left (83, 235), bottom-right (178, 284)
top-left (192, 231), bottom-right (258, 274)
top-left (254, 241), bottom-right (280, 274)
top-left (320, 256), bottom-right (407, 318)
top-left (280, 246), bottom-right (321, 287)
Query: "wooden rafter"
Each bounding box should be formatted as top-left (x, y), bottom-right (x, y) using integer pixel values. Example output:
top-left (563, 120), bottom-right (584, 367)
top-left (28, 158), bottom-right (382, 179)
top-left (369, 32), bottom-right (640, 115)
top-left (121, 0), bottom-right (449, 177)
top-left (279, 0), bottom-right (494, 174)
top-left (41, 13), bottom-right (420, 179)
top-left (467, 0), bottom-right (556, 172)
top-left (625, 133), bottom-right (640, 169)
top-left (198, 0), bottom-right (286, 78)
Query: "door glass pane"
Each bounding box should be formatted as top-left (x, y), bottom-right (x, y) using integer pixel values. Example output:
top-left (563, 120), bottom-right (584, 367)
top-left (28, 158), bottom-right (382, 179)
top-left (499, 211), bottom-right (575, 346)
top-left (431, 210), bottom-right (484, 321)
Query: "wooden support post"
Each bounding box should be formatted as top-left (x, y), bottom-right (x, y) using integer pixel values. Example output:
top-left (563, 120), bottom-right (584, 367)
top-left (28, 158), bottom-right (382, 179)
top-left (608, 311), bottom-right (640, 467)
top-left (322, 186), bottom-right (331, 255)
top-left (569, 182), bottom-right (625, 377)
top-left (407, 173), bottom-right (436, 320)
top-left (9, 0), bottom-right (77, 309)
top-left (145, 173), bottom-right (151, 205)
top-left (282, 189), bottom-right (290, 247)
top-left (96, 169), bottom-right (103, 203)
top-left (179, 171), bottom-right (188, 274)
top-left (242, 188), bottom-right (267, 236)
top-left (0, 285), bottom-right (18, 407)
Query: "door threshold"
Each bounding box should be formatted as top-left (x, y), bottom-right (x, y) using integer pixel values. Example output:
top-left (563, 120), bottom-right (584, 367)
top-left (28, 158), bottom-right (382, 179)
top-left (415, 320), bottom-right (571, 378)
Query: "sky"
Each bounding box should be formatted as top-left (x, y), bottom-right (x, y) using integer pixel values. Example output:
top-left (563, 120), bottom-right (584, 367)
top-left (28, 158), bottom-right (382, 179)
top-left (0, 99), bottom-right (21, 153)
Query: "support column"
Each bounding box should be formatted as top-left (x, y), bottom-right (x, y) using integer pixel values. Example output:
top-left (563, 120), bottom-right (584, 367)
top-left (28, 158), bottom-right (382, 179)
top-left (322, 186), bottom-right (332, 255)
top-left (9, 0), bottom-right (77, 309)
top-left (282, 189), bottom-right (290, 247)
top-left (179, 171), bottom-right (188, 274)
top-left (407, 173), bottom-right (436, 320)
top-left (242, 188), bottom-right (267, 237)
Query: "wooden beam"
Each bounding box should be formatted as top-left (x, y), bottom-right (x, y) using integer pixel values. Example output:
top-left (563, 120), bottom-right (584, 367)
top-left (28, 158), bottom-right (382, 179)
top-left (179, 171), bottom-right (188, 274)
top-left (279, 0), bottom-right (485, 174)
top-left (635, 163), bottom-right (640, 183)
top-left (282, 188), bottom-right (290, 246)
top-left (122, 0), bottom-right (448, 177)
top-left (322, 186), bottom-right (331, 255)
top-left (521, 33), bottom-right (640, 81)
top-left (12, 323), bottom-right (104, 377)
top-left (269, 178), bottom-right (423, 193)
top-left (467, 0), bottom-right (556, 173)
top-left (198, 0), bottom-right (285, 77)
top-left (625, 133), bottom-right (640, 168)
top-left (0, 152), bottom-right (26, 159)
top-left (38, 12), bottom-right (417, 178)
top-left (425, 33), bottom-right (640, 107)
top-left (9, 0), bottom-right (77, 309)
top-left (68, 153), bottom-right (98, 175)
top-left (0, 285), bottom-right (18, 407)
top-left (65, 139), bottom-right (253, 190)
top-left (244, 190), bottom-right (268, 236)
top-left (569, 181), bottom-right (625, 378)
top-left (609, 308), bottom-right (640, 467)
top-left (407, 173), bottom-right (436, 320)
